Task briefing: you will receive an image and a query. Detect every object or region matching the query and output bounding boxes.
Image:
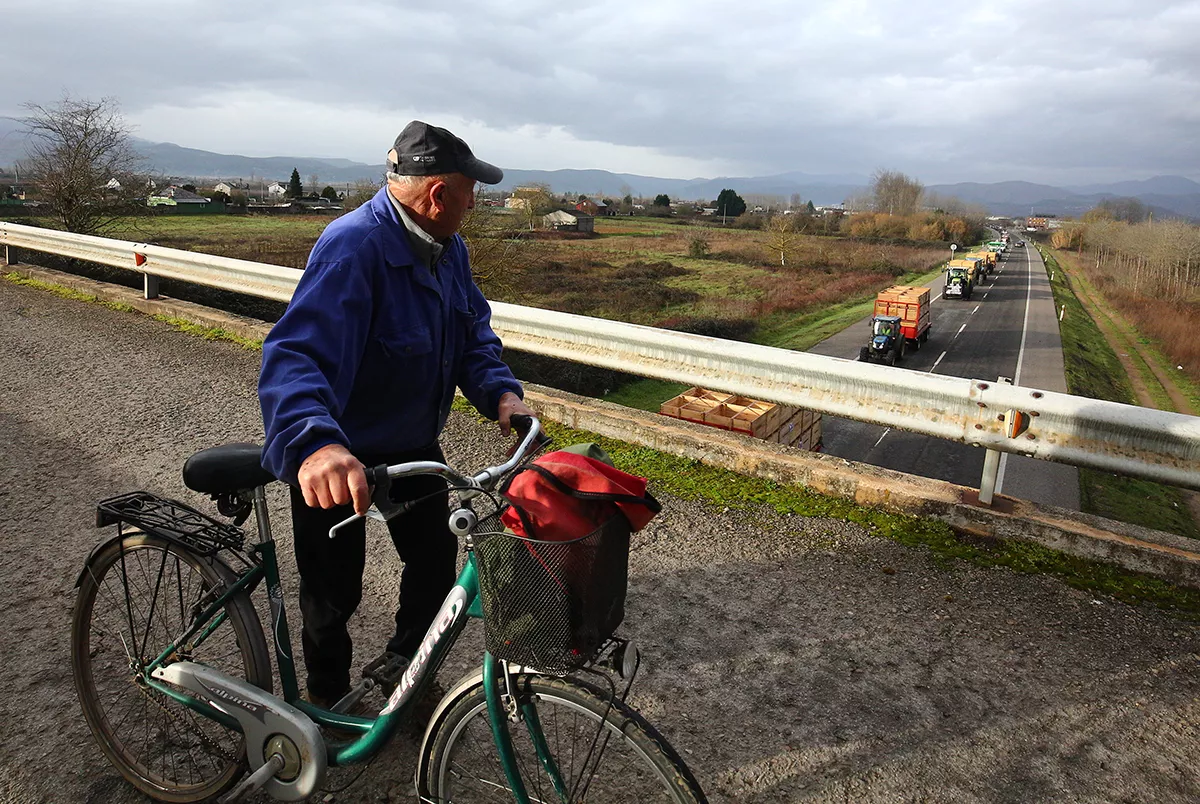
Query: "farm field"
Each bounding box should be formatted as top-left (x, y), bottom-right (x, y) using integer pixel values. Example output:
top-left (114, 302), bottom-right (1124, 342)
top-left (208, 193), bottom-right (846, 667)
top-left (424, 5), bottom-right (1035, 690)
top-left (117, 211), bottom-right (951, 352)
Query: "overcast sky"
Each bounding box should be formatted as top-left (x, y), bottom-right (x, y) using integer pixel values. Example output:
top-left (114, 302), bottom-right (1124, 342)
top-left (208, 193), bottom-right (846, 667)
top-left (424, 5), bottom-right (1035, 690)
top-left (5, 0), bottom-right (1198, 185)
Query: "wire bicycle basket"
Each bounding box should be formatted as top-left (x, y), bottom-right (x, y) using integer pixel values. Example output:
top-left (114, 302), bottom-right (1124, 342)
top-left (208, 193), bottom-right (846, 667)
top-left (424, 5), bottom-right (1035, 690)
top-left (472, 510), bottom-right (630, 674)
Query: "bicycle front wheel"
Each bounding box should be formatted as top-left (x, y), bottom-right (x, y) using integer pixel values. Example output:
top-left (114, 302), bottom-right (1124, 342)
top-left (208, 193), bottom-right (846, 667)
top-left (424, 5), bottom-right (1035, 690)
top-left (420, 673), bottom-right (706, 803)
top-left (71, 532), bottom-right (272, 802)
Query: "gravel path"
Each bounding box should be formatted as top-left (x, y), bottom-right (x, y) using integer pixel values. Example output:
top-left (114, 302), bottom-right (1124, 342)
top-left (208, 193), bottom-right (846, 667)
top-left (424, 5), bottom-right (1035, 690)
top-left (2, 277), bottom-right (1200, 803)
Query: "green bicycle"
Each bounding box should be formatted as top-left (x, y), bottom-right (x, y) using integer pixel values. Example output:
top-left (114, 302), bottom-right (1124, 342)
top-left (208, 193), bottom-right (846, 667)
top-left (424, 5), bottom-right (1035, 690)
top-left (70, 416), bottom-right (707, 803)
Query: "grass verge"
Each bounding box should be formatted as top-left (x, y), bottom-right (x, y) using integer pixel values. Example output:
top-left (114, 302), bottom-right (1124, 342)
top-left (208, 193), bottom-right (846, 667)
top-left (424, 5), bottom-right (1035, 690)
top-left (3, 272), bottom-right (264, 351)
top-left (1051, 249), bottom-right (1177, 411)
top-left (1040, 250), bottom-right (1198, 539)
top-left (5, 271), bottom-right (136, 313)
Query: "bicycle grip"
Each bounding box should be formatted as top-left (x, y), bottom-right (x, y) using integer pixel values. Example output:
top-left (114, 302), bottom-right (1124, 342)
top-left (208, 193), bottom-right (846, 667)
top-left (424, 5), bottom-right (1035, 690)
top-left (366, 463), bottom-right (390, 490)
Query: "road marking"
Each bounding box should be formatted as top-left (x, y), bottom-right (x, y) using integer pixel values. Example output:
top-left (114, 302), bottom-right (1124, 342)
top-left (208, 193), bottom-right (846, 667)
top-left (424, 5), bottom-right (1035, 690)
top-left (873, 428), bottom-right (890, 449)
top-left (954, 324), bottom-right (966, 338)
top-left (933, 292), bottom-right (942, 301)
top-left (971, 305), bottom-right (980, 314)
top-left (996, 245), bottom-right (1037, 496)
top-left (983, 293), bottom-right (989, 299)
top-left (930, 351), bottom-right (947, 371)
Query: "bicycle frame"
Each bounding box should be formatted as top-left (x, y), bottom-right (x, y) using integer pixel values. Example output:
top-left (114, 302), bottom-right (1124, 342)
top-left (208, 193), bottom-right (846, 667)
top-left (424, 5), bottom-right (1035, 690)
top-left (136, 484), bottom-right (555, 803)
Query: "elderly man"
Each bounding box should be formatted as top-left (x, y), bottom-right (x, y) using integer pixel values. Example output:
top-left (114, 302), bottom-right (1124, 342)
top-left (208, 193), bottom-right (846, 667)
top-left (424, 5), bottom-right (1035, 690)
top-left (259, 120), bottom-right (534, 708)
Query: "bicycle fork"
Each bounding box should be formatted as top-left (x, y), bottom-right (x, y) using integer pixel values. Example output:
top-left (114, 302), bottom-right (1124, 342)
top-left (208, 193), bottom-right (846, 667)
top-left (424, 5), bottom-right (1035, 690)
top-left (482, 654), bottom-right (570, 804)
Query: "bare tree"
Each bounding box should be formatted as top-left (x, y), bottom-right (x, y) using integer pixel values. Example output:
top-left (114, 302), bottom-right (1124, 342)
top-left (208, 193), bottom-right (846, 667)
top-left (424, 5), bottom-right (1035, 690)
top-left (1076, 216), bottom-right (1200, 301)
top-left (870, 169), bottom-right (923, 216)
top-left (764, 214), bottom-right (800, 266)
top-left (21, 95), bottom-right (147, 234)
top-left (343, 178), bottom-right (381, 210)
top-left (458, 204), bottom-right (543, 295)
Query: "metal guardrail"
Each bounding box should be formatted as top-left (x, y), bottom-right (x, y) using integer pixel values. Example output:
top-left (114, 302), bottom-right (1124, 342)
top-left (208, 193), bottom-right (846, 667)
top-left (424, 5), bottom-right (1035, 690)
top-left (0, 221), bottom-right (300, 302)
top-left (4, 220), bottom-right (1199, 491)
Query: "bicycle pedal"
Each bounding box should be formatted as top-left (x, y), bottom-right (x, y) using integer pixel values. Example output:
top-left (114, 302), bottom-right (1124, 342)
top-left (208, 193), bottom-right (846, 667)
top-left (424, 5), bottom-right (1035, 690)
top-left (363, 651), bottom-right (410, 690)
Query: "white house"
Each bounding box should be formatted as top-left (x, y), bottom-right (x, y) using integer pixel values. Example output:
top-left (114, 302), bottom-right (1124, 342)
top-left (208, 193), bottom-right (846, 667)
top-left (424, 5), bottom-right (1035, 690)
top-left (267, 182), bottom-right (287, 197)
top-left (213, 182), bottom-right (234, 195)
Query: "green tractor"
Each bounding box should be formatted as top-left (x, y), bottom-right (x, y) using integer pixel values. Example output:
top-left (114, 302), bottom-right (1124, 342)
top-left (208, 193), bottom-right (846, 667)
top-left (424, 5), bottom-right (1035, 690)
top-left (944, 266), bottom-right (973, 300)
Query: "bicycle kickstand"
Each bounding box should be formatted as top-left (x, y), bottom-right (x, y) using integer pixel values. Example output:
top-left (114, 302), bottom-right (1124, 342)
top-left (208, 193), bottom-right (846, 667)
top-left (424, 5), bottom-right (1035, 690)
top-left (219, 753), bottom-right (285, 804)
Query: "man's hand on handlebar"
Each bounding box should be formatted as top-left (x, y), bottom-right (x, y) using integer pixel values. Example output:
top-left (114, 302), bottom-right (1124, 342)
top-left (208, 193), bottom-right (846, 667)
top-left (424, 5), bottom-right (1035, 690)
top-left (298, 443), bottom-right (371, 516)
top-left (497, 392), bottom-right (536, 437)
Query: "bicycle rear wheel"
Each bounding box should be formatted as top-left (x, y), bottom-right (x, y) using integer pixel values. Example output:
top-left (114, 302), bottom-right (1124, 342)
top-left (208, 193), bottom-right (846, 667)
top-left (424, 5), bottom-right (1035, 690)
top-left (71, 532), bottom-right (271, 802)
top-left (420, 673), bottom-right (706, 803)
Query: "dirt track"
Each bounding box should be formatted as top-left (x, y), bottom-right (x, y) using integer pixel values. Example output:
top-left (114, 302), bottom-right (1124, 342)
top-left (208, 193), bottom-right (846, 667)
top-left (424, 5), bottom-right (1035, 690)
top-left (3, 276), bottom-right (1200, 803)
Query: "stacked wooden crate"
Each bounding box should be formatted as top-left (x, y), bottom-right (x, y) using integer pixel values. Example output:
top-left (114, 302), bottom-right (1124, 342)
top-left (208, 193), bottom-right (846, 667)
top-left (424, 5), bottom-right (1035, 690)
top-left (766, 408), bottom-right (823, 451)
top-left (659, 387), bottom-right (822, 451)
top-left (873, 285), bottom-right (931, 336)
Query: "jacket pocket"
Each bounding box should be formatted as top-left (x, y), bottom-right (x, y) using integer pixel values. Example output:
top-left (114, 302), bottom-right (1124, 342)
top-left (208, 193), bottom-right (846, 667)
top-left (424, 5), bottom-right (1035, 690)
top-left (377, 325), bottom-right (433, 359)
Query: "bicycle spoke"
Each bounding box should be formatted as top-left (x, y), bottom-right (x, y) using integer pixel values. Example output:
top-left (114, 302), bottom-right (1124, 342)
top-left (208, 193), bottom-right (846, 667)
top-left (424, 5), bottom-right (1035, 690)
top-left (138, 547), bottom-right (170, 667)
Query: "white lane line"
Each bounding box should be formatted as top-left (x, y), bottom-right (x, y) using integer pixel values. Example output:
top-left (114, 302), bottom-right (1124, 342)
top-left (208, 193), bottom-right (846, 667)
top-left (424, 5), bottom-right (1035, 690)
top-left (930, 351), bottom-right (947, 371)
top-left (995, 244), bottom-right (1038, 496)
top-left (983, 293), bottom-right (989, 299)
top-left (971, 305), bottom-right (980, 315)
top-left (873, 428), bottom-right (890, 449)
top-left (954, 324), bottom-right (966, 338)
top-left (933, 292), bottom-right (943, 301)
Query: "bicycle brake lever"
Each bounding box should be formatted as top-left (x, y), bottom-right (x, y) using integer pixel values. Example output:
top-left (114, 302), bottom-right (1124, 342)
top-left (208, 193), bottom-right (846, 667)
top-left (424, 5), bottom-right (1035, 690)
top-left (328, 511), bottom-right (364, 539)
top-left (327, 463), bottom-right (409, 538)
top-left (327, 498), bottom-right (415, 539)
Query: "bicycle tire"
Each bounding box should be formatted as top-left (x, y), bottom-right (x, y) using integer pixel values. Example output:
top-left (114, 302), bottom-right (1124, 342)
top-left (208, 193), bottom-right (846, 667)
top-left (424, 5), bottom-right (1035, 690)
top-left (71, 531), bottom-right (272, 802)
top-left (419, 673), bottom-right (706, 803)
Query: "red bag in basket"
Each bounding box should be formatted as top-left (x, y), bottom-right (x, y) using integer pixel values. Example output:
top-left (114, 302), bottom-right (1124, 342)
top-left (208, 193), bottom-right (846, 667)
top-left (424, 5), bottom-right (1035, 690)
top-left (499, 450), bottom-right (659, 541)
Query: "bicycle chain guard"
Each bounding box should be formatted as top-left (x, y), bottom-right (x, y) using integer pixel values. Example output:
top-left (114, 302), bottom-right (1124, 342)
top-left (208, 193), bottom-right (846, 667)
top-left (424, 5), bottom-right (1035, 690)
top-left (151, 661), bottom-right (327, 801)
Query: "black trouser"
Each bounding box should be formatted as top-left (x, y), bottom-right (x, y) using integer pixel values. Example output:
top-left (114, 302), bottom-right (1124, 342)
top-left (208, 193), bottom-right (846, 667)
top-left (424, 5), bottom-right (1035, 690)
top-left (290, 443), bottom-right (457, 701)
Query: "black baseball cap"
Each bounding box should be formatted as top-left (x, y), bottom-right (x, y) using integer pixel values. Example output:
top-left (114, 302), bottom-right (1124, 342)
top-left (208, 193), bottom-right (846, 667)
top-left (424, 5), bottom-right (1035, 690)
top-left (387, 120), bottom-right (503, 185)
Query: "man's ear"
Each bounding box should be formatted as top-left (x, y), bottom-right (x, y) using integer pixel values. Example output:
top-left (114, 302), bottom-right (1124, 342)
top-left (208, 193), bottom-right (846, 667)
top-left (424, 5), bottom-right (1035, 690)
top-left (429, 180), bottom-right (448, 210)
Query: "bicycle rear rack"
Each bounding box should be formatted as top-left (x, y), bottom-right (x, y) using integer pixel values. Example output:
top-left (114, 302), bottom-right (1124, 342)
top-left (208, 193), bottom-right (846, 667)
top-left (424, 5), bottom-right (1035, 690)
top-left (96, 491), bottom-right (246, 556)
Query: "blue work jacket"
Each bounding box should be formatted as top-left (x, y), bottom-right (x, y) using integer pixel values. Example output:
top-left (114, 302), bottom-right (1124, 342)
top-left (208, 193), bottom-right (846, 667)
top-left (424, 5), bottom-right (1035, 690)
top-left (259, 187), bottom-right (523, 484)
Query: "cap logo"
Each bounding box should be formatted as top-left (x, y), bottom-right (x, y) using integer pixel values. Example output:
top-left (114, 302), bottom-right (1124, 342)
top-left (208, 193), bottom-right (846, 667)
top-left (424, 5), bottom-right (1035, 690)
top-left (413, 155), bottom-right (436, 162)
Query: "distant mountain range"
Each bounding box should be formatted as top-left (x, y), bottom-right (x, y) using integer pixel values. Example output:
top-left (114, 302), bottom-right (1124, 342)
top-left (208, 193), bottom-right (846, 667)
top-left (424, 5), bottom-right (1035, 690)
top-left (923, 178), bottom-right (1200, 220)
top-left (1, 117), bottom-right (1197, 220)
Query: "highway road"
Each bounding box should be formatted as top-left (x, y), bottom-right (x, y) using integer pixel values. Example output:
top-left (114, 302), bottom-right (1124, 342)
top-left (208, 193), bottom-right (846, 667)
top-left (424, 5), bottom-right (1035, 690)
top-left (3, 271), bottom-right (1197, 804)
top-left (810, 241), bottom-right (1081, 510)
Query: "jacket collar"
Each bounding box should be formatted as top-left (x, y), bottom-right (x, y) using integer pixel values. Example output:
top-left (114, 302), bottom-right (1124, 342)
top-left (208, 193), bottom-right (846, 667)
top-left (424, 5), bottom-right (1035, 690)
top-left (367, 187), bottom-right (445, 297)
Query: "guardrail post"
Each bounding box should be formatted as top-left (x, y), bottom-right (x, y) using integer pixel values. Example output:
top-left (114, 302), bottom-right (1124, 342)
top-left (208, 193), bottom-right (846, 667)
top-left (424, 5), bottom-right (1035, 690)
top-left (144, 274), bottom-right (159, 299)
top-left (4, 244), bottom-right (15, 266)
top-left (979, 448), bottom-right (1001, 505)
top-left (978, 376), bottom-right (1013, 505)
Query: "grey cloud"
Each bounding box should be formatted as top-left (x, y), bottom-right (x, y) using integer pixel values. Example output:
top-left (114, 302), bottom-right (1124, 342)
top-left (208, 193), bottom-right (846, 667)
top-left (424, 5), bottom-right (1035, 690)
top-left (4, 0), bottom-right (1197, 183)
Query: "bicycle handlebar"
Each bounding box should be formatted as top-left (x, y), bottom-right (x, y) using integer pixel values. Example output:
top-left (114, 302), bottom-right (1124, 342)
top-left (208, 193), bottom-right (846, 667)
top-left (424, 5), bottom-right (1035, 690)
top-left (328, 416), bottom-right (546, 539)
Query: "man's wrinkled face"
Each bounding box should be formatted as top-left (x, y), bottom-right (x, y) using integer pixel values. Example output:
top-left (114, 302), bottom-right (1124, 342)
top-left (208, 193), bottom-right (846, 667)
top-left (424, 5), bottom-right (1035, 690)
top-left (433, 174), bottom-right (476, 236)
